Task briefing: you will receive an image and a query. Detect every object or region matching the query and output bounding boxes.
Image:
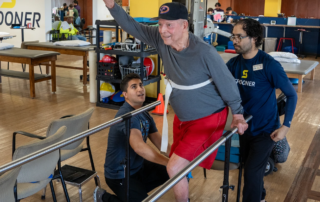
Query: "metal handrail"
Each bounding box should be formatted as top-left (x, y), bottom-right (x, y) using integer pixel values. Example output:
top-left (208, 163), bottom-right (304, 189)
top-left (0, 101), bottom-right (161, 175)
top-left (143, 115), bottom-right (252, 202)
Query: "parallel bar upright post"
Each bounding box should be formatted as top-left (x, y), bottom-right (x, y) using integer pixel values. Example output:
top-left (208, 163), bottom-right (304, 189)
top-left (222, 135), bottom-right (232, 202)
top-left (125, 117), bottom-right (131, 202)
top-left (237, 155), bottom-right (242, 202)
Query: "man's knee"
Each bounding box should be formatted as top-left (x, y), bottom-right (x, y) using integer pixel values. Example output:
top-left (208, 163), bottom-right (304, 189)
top-left (166, 154), bottom-right (189, 177)
top-left (166, 160), bottom-right (177, 176)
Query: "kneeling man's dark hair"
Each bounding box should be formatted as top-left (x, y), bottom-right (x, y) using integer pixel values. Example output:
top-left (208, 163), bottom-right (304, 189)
top-left (120, 73), bottom-right (142, 92)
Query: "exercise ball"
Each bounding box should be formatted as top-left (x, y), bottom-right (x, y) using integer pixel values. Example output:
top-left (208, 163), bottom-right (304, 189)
top-left (100, 82), bottom-right (115, 98)
top-left (100, 55), bottom-right (117, 63)
top-left (112, 91), bottom-right (125, 102)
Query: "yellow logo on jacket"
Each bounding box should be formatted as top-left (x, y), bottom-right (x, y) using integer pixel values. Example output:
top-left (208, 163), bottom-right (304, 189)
top-left (242, 70), bottom-right (248, 79)
top-left (0, 0), bottom-right (16, 8)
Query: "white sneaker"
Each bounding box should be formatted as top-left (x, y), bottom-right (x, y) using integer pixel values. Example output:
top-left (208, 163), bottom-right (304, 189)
top-left (93, 186), bottom-right (106, 202)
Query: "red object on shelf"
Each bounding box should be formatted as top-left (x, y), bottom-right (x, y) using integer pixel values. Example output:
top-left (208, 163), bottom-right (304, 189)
top-left (101, 55), bottom-right (117, 63)
top-left (276, 38), bottom-right (295, 53)
top-left (143, 57), bottom-right (155, 76)
top-left (225, 49), bottom-right (237, 54)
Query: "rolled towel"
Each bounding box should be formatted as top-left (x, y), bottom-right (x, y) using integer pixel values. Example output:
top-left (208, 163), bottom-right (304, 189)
top-left (269, 51), bottom-right (298, 59)
top-left (0, 43), bottom-right (14, 50)
top-left (274, 57), bottom-right (301, 64)
top-left (54, 40), bottom-right (91, 47)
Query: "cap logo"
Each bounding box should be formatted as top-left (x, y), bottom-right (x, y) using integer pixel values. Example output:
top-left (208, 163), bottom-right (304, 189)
top-left (160, 5), bottom-right (170, 14)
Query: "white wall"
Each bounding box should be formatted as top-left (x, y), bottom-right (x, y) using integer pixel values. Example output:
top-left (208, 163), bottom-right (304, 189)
top-left (0, 0), bottom-right (51, 47)
top-left (92, 0), bottom-right (114, 29)
top-left (207, 0), bottom-right (218, 10)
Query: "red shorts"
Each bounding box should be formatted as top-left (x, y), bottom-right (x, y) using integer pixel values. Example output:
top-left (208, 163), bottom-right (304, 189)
top-left (169, 107), bottom-right (228, 169)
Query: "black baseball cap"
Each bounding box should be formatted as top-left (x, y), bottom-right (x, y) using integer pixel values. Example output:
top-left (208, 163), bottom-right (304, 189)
top-left (150, 2), bottom-right (188, 21)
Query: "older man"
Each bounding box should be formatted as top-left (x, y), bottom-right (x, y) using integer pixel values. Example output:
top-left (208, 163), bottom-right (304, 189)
top-left (60, 16), bottom-right (86, 41)
top-left (99, 1), bottom-right (248, 201)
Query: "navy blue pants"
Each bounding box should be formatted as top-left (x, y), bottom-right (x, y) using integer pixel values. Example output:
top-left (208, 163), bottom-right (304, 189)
top-left (102, 160), bottom-right (169, 202)
top-left (240, 132), bottom-right (275, 202)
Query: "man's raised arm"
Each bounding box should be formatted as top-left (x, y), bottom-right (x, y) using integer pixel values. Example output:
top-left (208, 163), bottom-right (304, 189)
top-left (102, 0), bottom-right (159, 48)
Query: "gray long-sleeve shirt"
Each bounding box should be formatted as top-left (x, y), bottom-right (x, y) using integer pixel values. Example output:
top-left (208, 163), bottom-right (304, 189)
top-left (109, 4), bottom-right (243, 121)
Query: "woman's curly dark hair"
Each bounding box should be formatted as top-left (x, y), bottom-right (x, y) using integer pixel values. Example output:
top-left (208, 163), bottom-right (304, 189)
top-left (234, 19), bottom-right (263, 48)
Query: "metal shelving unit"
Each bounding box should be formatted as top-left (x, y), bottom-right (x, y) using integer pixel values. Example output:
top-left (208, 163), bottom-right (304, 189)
top-left (95, 20), bottom-right (161, 109)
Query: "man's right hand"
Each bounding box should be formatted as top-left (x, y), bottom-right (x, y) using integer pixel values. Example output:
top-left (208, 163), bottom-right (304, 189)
top-left (103, 0), bottom-right (115, 9)
top-left (230, 114), bottom-right (248, 135)
top-left (69, 28), bottom-right (71, 31)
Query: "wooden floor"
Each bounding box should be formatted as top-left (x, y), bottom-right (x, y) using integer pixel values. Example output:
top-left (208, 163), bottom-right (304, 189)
top-left (1, 54), bottom-right (320, 202)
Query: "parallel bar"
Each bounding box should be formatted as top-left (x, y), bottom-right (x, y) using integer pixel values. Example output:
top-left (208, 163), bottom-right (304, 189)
top-left (143, 115), bottom-right (252, 202)
top-left (0, 101), bottom-right (161, 175)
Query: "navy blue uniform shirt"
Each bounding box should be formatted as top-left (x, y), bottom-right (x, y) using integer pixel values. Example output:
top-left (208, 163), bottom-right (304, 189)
top-left (227, 50), bottom-right (297, 136)
top-left (104, 102), bottom-right (158, 179)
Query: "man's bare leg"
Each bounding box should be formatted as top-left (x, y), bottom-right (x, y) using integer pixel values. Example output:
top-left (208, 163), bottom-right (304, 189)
top-left (166, 153), bottom-right (190, 202)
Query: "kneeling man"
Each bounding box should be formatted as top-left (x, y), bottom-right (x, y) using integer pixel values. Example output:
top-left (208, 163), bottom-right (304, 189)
top-left (94, 73), bottom-right (171, 202)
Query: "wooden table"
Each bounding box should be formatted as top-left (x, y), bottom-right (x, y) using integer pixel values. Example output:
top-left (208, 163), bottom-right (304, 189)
top-left (25, 42), bottom-right (95, 85)
top-left (220, 53), bottom-right (318, 93)
top-left (282, 61), bottom-right (317, 92)
top-left (0, 48), bottom-right (59, 98)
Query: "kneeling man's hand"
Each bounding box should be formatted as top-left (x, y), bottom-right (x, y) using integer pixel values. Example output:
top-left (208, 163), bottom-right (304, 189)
top-left (270, 125), bottom-right (289, 142)
top-left (231, 114), bottom-right (248, 135)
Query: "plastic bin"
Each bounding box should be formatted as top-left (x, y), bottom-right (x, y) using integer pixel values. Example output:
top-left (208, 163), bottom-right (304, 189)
top-left (282, 46), bottom-right (298, 54)
top-left (264, 37), bottom-right (277, 53)
top-left (97, 62), bottom-right (122, 80)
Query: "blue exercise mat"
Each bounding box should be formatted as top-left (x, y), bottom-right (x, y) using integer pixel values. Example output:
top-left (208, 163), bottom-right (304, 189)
top-left (289, 78), bottom-right (305, 85)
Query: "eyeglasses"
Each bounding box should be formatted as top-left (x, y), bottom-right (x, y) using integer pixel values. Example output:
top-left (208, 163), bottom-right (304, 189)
top-left (230, 35), bottom-right (249, 41)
